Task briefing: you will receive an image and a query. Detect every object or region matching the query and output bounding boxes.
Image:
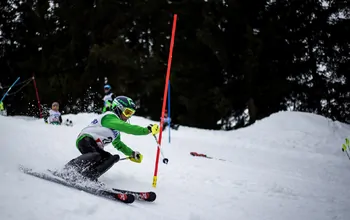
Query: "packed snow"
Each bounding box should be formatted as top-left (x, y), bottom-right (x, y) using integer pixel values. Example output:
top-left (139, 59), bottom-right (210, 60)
top-left (1, 111), bottom-right (350, 220)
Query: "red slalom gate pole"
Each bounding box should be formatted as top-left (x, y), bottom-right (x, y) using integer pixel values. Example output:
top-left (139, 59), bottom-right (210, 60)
top-left (32, 74), bottom-right (43, 118)
top-left (152, 14), bottom-right (177, 188)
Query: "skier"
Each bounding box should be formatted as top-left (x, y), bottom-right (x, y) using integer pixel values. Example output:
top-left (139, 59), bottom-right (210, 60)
top-left (102, 84), bottom-right (115, 113)
top-left (63, 95), bottom-right (160, 182)
top-left (44, 102), bottom-right (63, 125)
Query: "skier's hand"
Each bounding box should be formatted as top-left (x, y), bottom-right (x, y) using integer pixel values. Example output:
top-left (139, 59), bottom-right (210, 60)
top-left (130, 151), bottom-right (143, 163)
top-left (147, 124), bottom-right (160, 135)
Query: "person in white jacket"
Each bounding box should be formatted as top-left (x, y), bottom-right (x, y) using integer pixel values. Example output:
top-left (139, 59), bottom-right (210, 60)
top-left (44, 102), bottom-right (63, 125)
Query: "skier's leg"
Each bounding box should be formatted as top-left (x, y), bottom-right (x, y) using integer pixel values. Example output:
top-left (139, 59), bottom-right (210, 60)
top-left (76, 153), bottom-right (119, 180)
top-left (66, 136), bottom-right (119, 180)
top-left (90, 154), bottom-right (120, 179)
top-left (64, 136), bottom-right (106, 175)
top-left (76, 136), bottom-right (101, 154)
top-left (66, 152), bottom-right (101, 172)
top-left (83, 138), bottom-right (120, 179)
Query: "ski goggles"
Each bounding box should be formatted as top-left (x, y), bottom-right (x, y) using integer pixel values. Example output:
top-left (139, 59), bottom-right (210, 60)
top-left (122, 107), bottom-right (135, 118)
top-left (113, 100), bottom-right (135, 118)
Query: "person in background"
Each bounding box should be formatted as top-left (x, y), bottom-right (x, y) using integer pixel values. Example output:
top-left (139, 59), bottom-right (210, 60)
top-left (162, 110), bottom-right (170, 131)
top-left (102, 84), bottom-right (115, 113)
top-left (162, 110), bottom-right (180, 131)
top-left (0, 83), bottom-right (5, 115)
top-left (44, 102), bottom-right (63, 125)
top-left (0, 102), bottom-right (4, 115)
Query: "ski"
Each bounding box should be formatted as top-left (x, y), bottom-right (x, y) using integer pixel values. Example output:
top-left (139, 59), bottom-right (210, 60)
top-left (48, 169), bottom-right (156, 202)
top-left (19, 166), bottom-right (135, 204)
top-left (112, 188), bottom-right (157, 202)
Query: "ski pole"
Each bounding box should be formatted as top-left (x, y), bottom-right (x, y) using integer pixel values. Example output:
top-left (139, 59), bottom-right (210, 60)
top-left (153, 135), bottom-right (169, 164)
top-left (119, 157), bottom-right (132, 161)
top-left (344, 150), bottom-right (350, 161)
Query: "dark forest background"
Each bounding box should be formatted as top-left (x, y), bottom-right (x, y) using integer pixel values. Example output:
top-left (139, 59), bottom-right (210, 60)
top-left (0, 0), bottom-right (349, 130)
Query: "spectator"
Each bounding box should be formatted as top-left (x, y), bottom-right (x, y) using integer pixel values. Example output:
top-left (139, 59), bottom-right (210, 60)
top-left (162, 110), bottom-right (180, 131)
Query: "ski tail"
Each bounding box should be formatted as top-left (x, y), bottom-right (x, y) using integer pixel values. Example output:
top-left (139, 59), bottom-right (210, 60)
top-left (19, 165), bottom-right (135, 204)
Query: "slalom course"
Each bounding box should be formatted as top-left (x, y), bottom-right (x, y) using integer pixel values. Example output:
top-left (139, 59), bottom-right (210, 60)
top-left (1, 111), bottom-right (350, 220)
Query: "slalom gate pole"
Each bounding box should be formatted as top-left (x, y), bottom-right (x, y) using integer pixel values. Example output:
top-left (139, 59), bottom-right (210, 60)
top-left (32, 74), bottom-right (43, 118)
top-left (0, 77), bottom-right (20, 102)
top-left (152, 14), bottom-right (177, 188)
top-left (168, 80), bottom-right (171, 143)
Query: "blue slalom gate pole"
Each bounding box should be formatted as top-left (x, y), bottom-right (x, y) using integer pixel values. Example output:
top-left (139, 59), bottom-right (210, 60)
top-left (0, 77), bottom-right (20, 102)
top-left (168, 80), bottom-right (171, 143)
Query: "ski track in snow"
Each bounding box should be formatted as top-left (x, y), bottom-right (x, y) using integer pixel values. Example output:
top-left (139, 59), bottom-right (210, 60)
top-left (1, 111), bottom-right (350, 220)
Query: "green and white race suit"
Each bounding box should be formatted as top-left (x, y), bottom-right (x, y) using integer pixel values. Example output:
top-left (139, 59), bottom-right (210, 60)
top-left (76, 112), bottom-right (150, 156)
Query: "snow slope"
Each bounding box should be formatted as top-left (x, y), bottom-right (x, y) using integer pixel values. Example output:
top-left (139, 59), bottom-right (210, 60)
top-left (1, 111), bottom-right (350, 220)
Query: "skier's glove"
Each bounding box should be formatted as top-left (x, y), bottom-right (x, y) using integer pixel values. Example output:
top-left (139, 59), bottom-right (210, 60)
top-left (130, 151), bottom-right (143, 163)
top-left (147, 124), bottom-right (160, 135)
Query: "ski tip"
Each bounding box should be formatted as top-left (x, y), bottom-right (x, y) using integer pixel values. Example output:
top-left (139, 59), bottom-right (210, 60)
top-left (136, 191), bottom-right (157, 202)
top-left (116, 194), bottom-right (135, 204)
top-left (147, 192), bottom-right (157, 202)
top-left (111, 188), bottom-right (157, 202)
